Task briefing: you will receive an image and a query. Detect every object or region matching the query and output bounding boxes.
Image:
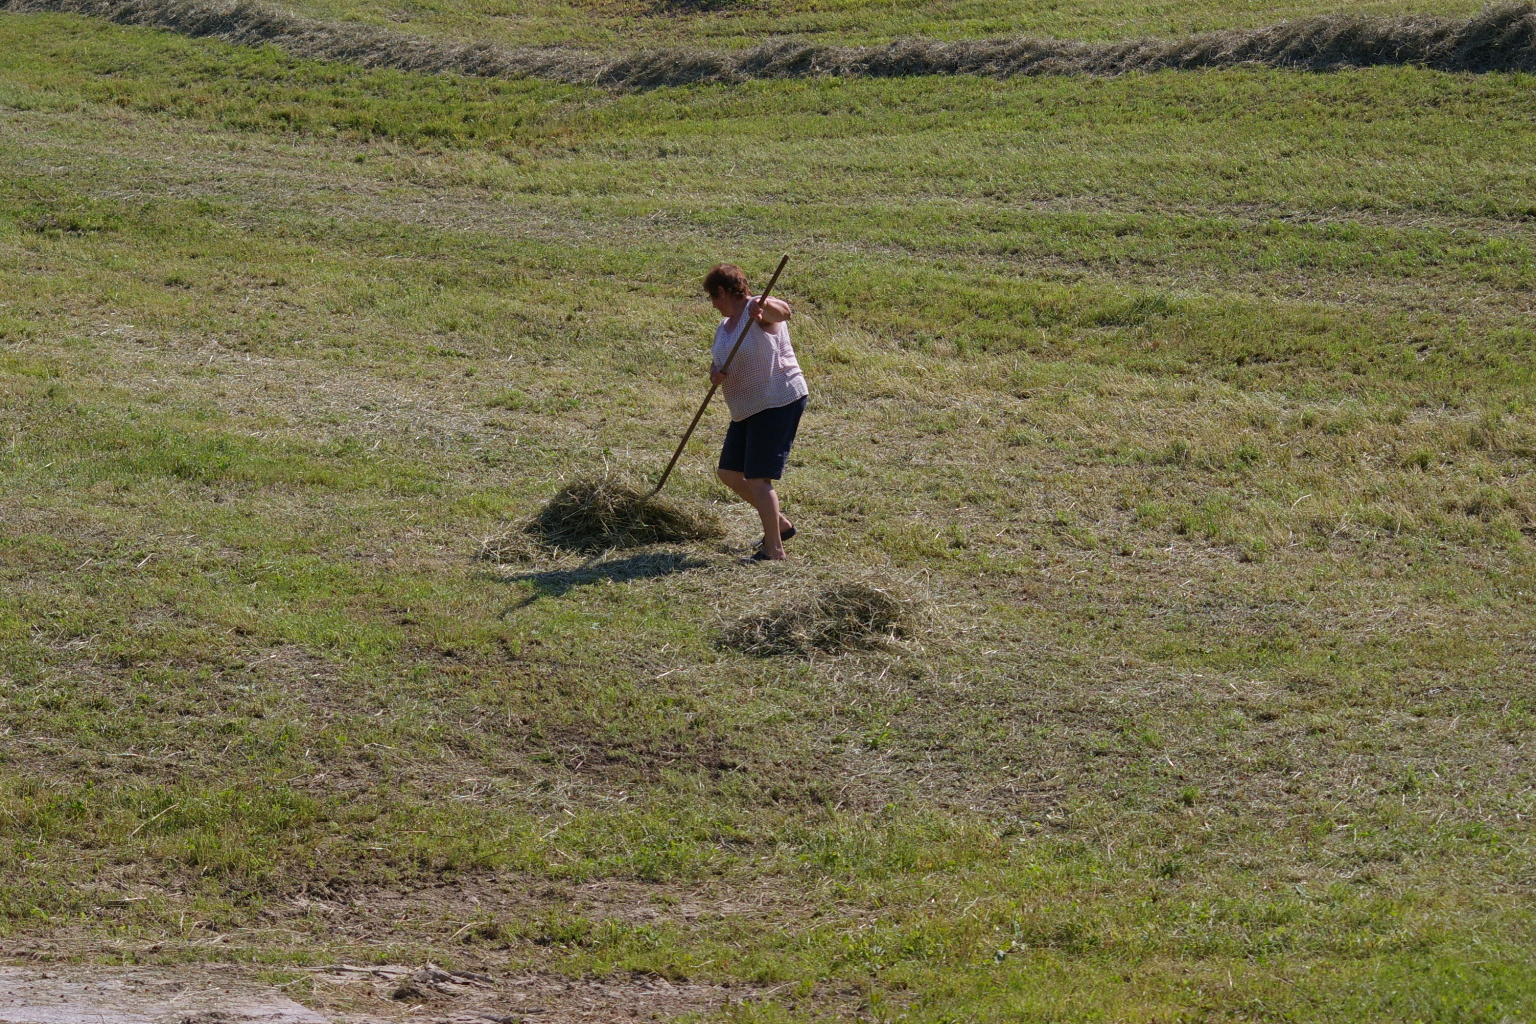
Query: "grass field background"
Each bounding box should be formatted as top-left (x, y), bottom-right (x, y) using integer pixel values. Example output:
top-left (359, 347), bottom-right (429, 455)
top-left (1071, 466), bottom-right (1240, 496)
top-left (1, 7), bottom-right (1534, 1022)
top-left (271, 0), bottom-right (1493, 50)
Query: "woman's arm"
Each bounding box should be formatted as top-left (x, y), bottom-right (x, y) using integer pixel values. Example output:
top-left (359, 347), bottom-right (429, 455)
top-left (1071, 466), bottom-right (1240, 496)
top-left (712, 296), bottom-right (789, 384)
top-left (751, 296), bottom-right (792, 325)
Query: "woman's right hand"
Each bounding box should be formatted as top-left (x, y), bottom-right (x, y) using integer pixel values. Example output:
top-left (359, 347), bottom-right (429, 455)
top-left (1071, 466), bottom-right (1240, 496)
top-left (709, 367), bottom-right (729, 386)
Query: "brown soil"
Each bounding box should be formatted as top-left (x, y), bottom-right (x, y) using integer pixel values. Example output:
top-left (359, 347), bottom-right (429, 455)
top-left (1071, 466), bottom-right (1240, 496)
top-left (0, 964), bottom-right (755, 1024)
top-left (0, 965), bottom-right (327, 1024)
top-left (315, 966), bottom-right (749, 1024)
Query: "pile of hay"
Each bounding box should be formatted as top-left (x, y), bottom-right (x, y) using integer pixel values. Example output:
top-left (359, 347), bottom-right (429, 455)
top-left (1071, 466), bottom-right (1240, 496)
top-left (723, 582), bottom-right (911, 657)
top-left (530, 478), bottom-right (725, 552)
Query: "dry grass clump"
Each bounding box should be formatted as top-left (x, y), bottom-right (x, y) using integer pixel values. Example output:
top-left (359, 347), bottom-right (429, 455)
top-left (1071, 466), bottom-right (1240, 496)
top-left (474, 530), bottom-right (543, 564)
top-left (530, 478), bottom-right (725, 552)
top-left (10, 0), bottom-right (1536, 87)
top-left (722, 581), bottom-right (913, 657)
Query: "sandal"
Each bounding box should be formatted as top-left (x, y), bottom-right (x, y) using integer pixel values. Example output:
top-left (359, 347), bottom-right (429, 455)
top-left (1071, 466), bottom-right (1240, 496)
top-left (753, 525), bottom-right (796, 550)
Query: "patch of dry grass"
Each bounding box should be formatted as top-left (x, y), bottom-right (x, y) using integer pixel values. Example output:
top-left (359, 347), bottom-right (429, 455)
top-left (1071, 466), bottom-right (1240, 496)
top-left (722, 580), bottom-right (914, 656)
top-left (474, 530), bottom-right (544, 564)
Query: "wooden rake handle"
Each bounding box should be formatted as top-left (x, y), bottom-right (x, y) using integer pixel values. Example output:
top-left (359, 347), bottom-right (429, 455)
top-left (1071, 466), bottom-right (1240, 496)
top-left (650, 254), bottom-right (790, 497)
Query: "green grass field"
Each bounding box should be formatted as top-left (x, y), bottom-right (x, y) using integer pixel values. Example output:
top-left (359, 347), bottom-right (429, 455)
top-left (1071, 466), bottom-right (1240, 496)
top-left (275, 0), bottom-right (1490, 50)
top-left (2, 7), bottom-right (1534, 1022)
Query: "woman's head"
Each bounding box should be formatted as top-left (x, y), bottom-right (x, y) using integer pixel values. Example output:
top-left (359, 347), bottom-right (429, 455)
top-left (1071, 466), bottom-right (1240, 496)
top-left (704, 264), bottom-right (749, 301)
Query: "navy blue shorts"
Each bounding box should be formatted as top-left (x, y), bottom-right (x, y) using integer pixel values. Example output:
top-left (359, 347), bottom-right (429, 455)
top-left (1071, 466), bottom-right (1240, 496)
top-left (718, 396), bottom-right (806, 481)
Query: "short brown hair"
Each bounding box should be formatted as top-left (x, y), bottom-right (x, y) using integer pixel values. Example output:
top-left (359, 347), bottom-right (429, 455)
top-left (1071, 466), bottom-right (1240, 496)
top-left (703, 263), bottom-right (749, 298)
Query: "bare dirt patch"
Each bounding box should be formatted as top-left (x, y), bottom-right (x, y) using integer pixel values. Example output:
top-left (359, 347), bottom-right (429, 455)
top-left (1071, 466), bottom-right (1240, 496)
top-left (272, 870), bottom-right (820, 945)
top-left (0, 966), bottom-right (327, 1024)
top-left (0, 964), bottom-right (752, 1024)
top-left (314, 966), bottom-right (748, 1024)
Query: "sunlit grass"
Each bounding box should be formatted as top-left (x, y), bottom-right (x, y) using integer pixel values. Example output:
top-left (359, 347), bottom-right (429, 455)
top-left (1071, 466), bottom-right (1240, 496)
top-left (270, 0), bottom-right (1491, 50)
top-left (0, 12), bottom-right (1532, 1022)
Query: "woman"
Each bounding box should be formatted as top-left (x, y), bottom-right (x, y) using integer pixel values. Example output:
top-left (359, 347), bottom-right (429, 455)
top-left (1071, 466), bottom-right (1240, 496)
top-left (704, 263), bottom-right (808, 562)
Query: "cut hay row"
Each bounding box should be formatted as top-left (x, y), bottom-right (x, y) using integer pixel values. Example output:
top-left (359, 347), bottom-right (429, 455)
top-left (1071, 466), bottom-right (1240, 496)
top-left (3, 0), bottom-right (1534, 87)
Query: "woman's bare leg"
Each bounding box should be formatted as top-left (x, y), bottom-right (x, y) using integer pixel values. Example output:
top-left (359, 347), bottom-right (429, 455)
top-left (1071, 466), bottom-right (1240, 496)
top-left (716, 469), bottom-right (791, 557)
top-left (744, 478), bottom-right (784, 559)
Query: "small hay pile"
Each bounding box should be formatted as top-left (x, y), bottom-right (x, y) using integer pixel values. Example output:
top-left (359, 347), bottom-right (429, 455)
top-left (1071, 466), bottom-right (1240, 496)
top-left (474, 530), bottom-right (542, 564)
top-left (530, 478), bottom-right (725, 552)
top-left (723, 582), bottom-right (911, 657)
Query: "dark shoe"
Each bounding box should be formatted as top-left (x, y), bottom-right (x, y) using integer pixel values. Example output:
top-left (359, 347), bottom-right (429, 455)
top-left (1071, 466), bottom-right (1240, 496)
top-left (753, 525), bottom-right (796, 550)
top-left (748, 550), bottom-right (784, 562)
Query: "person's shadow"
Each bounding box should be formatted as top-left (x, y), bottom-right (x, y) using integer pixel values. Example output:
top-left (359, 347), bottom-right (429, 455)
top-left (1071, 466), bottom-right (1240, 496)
top-left (497, 551), bottom-right (714, 610)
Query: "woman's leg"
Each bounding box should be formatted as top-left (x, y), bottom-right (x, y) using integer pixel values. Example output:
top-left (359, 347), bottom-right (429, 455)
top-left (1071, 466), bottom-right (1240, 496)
top-left (715, 467), bottom-right (755, 504)
top-left (716, 469), bottom-right (792, 554)
top-left (744, 477), bottom-right (785, 559)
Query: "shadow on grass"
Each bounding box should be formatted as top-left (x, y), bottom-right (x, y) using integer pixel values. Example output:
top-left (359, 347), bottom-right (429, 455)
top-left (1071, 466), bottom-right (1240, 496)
top-left (498, 551), bottom-right (714, 608)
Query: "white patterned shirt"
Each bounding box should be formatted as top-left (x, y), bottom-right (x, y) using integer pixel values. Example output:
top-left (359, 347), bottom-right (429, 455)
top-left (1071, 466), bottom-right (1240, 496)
top-left (710, 297), bottom-right (809, 422)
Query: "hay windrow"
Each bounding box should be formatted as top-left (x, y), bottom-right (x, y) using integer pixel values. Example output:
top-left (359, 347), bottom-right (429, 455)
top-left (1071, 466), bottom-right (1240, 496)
top-left (529, 478), bottom-right (726, 552)
top-left (5, 0), bottom-right (1535, 87)
top-left (722, 581), bottom-right (913, 657)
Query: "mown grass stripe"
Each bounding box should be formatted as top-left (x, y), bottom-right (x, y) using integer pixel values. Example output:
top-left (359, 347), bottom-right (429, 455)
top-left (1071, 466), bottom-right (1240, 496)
top-left (2, 0), bottom-right (1535, 89)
